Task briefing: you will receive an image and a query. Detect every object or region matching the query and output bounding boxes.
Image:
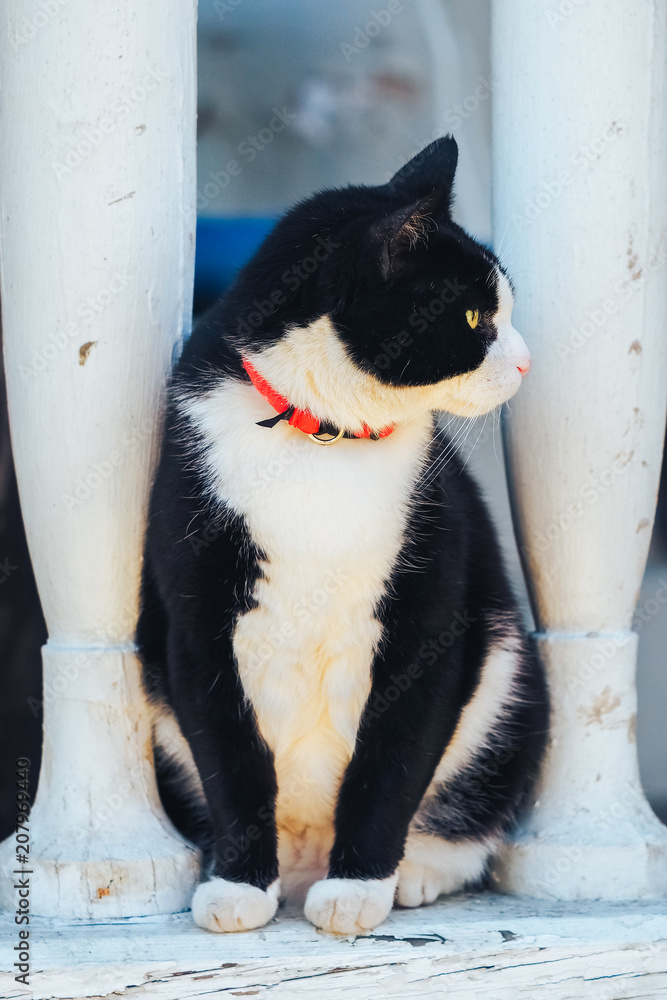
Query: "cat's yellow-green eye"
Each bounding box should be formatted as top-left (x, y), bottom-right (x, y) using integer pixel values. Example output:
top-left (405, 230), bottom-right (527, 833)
top-left (466, 309), bottom-right (480, 329)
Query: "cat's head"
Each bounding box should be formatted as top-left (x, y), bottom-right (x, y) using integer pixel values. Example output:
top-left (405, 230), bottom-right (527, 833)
top-left (225, 136), bottom-right (529, 434)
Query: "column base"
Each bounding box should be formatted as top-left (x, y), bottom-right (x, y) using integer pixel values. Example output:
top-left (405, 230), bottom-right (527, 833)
top-left (0, 839), bottom-right (200, 920)
top-left (491, 831), bottom-right (667, 901)
top-left (0, 643), bottom-right (200, 918)
top-left (491, 631), bottom-right (667, 900)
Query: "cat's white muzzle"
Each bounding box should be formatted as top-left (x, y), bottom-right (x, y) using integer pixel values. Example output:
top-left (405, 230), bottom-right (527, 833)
top-left (436, 323), bottom-right (531, 417)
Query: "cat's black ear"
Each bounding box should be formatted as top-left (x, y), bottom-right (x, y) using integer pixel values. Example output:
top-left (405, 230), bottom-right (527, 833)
top-left (368, 191), bottom-right (443, 282)
top-left (386, 135), bottom-right (458, 209)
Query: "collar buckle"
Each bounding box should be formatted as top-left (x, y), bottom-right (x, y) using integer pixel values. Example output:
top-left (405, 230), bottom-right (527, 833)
top-left (307, 428), bottom-right (345, 446)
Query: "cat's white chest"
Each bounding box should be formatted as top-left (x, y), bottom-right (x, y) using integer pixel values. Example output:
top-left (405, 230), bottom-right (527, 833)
top-left (184, 382), bottom-right (431, 863)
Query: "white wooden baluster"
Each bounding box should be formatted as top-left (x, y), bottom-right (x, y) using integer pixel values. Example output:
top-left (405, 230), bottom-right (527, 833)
top-left (492, 0), bottom-right (667, 898)
top-left (0, 0), bottom-right (200, 916)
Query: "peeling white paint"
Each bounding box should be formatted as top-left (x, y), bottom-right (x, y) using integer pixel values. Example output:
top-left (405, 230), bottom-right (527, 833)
top-left (0, 894), bottom-right (664, 999)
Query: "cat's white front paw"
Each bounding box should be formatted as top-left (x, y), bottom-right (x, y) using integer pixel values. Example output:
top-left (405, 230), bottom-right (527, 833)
top-left (396, 860), bottom-right (445, 907)
top-left (304, 874), bottom-right (397, 934)
top-left (192, 877), bottom-right (280, 932)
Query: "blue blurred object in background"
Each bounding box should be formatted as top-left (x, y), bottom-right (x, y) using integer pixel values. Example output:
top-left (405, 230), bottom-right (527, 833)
top-left (194, 216), bottom-right (277, 313)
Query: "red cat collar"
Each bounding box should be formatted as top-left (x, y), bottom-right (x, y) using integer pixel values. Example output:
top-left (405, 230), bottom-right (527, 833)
top-left (242, 357), bottom-right (394, 444)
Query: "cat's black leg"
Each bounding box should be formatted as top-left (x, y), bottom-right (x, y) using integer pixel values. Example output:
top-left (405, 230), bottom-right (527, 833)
top-left (167, 625), bottom-right (280, 885)
top-left (303, 605), bottom-right (471, 933)
top-left (138, 454), bottom-right (281, 933)
top-left (163, 621), bottom-right (281, 932)
top-left (305, 611), bottom-right (546, 933)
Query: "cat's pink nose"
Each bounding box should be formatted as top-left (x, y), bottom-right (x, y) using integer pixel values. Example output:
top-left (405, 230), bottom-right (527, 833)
top-left (517, 359), bottom-right (531, 377)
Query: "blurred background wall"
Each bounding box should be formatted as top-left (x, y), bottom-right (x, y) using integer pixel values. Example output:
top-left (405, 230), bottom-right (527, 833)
top-left (1, 0), bottom-right (664, 836)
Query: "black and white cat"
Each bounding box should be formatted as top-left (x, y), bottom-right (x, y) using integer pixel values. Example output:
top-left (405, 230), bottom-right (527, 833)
top-left (138, 136), bottom-right (548, 936)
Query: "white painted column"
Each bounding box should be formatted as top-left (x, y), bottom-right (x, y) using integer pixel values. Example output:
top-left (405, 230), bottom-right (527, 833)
top-left (0, 1), bottom-right (200, 916)
top-left (492, 1), bottom-right (667, 899)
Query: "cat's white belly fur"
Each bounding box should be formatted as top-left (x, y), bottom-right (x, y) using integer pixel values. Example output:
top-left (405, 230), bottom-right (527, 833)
top-left (233, 551), bottom-right (382, 890)
top-left (182, 381), bottom-right (433, 891)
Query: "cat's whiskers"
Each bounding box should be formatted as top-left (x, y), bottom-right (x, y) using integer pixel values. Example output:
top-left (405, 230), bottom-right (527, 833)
top-left (494, 217), bottom-right (514, 259)
top-left (438, 407), bottom-right (485, 476)
top-left (398, 356), bottom-right (413, 381)
top-left (400, 384), bottom-right (477, 474)
top-left (414, 404), bottom-right (483, 493)
top-left (410, 382), bottom-right (492, 480)
top-left (460, 409), bottom-right (491, 474)
top-left (398, 378), bottom-right (472, 433)
top-left (491, 405), bottom-right (503, 468)
top-left (413, 430), bottom-right (471, 497)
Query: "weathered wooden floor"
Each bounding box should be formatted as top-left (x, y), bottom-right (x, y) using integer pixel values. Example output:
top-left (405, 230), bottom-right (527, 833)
top-left (1, 892), bottom-right (665, 1000)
